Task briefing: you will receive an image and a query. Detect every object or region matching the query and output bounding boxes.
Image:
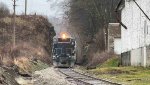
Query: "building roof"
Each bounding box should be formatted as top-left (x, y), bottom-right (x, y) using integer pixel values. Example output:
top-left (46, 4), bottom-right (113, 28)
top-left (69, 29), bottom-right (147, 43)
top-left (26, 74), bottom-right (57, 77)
top-left (115, 0), bottom-right (125, 11)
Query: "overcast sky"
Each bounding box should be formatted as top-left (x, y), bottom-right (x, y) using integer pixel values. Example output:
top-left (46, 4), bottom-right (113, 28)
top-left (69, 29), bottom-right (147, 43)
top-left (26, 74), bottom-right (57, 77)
top-left (0, 0), bottom-right (66, 18)
top-left (0, 0), bottom-right (70, 36)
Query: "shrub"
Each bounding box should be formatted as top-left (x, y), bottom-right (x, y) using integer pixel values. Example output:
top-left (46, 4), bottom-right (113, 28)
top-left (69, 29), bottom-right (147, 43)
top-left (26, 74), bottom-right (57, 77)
top-left (88, 51), bottom-right (116, 67)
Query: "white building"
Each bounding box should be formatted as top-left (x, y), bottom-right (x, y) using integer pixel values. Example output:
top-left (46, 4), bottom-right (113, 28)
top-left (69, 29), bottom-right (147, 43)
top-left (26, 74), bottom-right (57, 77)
top-left (120, 0), bottom-right (150, 67)
top-left (107, 23), bottom-right (121, 55)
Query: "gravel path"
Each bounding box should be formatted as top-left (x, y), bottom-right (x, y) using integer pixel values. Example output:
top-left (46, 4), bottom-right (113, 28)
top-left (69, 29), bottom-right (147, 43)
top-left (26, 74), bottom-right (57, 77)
top-left (32, 67), bottom-right (74, 85)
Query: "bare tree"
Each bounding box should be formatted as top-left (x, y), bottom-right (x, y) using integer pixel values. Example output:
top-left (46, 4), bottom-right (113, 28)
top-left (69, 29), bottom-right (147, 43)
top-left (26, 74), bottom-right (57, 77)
top-left (0, 2), bottom-right (10, 18)
top-left (68, 0), bottom-right (120, 64)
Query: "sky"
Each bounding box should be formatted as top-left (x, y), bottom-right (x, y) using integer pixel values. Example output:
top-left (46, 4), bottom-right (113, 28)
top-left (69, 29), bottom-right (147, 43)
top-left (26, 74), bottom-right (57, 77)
top-left (0, 0), bottom-right (70, 35)
top-left (0, 0), bottom-right (65, 18)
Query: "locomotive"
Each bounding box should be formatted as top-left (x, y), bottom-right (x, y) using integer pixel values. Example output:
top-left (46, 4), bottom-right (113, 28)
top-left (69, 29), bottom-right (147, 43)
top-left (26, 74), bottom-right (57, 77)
top-left (52, 34), bottom-right (76, 67)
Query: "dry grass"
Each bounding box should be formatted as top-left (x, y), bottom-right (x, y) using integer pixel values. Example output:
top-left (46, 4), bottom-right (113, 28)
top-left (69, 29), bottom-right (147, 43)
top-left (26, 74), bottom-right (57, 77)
top-left (1, 17), bottom-right (11, 24)
top-left (14, 57), bottom-right (31, 73)
top-left (86, 57), bottom-right (150, 85)
top-left (87, 51), bottom-right (115, 67)
top-left (1, 56), bottom-right (14, 67)
top-left (0, 15), bottom-right (55, 73)
top-left (89, 67), bottom-right (150, 85)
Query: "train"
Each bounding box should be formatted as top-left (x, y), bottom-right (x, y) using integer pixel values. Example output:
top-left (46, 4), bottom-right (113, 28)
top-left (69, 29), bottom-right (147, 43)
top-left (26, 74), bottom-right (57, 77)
top-left (52, 34), bottom-right (76, 67)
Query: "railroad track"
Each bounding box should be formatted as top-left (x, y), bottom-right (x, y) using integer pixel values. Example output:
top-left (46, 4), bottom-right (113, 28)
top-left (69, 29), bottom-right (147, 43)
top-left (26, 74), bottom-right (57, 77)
top-left (57, 68), bottom-right (121, 85)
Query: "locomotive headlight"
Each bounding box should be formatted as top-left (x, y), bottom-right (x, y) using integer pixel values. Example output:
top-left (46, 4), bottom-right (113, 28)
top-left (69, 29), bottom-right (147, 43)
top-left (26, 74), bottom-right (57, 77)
top-left (53, 56), bottom-right (56, 59)
top-left (62, 33), bottom-right (67, 39)
top-left (53, 55), bottom-right (58, 59)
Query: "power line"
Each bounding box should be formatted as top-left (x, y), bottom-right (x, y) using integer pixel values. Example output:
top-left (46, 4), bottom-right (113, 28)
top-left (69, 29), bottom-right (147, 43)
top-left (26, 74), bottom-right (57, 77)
top-left (133, 0), bottom-right (150, 22)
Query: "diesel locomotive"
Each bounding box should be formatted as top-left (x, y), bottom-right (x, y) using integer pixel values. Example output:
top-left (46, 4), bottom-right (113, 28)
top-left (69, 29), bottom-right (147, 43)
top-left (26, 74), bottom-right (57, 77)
top-left (52, 34), bottom-right (76, 67)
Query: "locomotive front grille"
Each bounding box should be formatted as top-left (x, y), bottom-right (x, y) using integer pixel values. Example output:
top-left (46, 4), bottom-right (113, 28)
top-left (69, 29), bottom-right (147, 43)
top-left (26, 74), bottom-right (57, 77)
top-left (60, 57), bottom-right (67, 61)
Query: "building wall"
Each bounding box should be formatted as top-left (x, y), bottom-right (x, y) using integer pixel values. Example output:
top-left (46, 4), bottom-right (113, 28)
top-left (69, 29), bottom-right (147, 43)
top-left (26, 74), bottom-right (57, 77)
top-left (121, 0), bottom-right (150, 67)
top-left (121, 0), bottom-right (150, 53)
top-left (146, 46), bottom-right (150, 66)
top-left (114, 38), bottom-right (121, 54)
top-left (130, 48), bottom-right (143, 66)
top-left (121, 51), bottom-right (131, 66)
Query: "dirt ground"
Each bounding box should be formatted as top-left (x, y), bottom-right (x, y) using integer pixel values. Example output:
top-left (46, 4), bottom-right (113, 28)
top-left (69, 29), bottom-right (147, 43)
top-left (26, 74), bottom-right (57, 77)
top-left (16, 67), bottom-right (74, 85)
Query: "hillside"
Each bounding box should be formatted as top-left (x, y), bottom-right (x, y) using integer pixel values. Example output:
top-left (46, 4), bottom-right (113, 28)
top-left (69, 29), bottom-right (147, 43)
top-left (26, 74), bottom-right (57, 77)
top-left (0, 15), bottom-right (55, 84)
top-left (0, 15), bottom-right (55, 64)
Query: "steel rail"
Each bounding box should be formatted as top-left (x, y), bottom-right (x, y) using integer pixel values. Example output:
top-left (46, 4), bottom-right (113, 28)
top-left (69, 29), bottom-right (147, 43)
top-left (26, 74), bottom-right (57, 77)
top-left (57, 68), bottom-right (121, 85)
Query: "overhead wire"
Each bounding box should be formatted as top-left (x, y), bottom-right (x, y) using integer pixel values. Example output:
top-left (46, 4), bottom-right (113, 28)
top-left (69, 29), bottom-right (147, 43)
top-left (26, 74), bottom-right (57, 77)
top-left (133, 0), bottom-right (150, 22)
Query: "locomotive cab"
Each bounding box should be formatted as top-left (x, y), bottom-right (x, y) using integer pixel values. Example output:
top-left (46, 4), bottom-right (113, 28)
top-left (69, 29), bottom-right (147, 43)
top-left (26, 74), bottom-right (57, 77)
top-left (52, 37), bottom-right (76, 67)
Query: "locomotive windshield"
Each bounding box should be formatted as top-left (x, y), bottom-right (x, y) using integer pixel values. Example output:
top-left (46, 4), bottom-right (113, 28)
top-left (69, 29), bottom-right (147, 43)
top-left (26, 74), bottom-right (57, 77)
top-left (56, 48), bottom-right (62, 55)
top-left (66, 48), bottom-right (72, 54)
top-left (58, 38), bottom-right (70, 42)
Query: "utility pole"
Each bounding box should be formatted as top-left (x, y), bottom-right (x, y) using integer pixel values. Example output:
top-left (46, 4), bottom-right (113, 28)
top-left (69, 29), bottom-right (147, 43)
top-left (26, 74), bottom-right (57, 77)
top-left (25, 0), bottom-right (27, 15)
top-left (12, 0), bottom-right (16, 48)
